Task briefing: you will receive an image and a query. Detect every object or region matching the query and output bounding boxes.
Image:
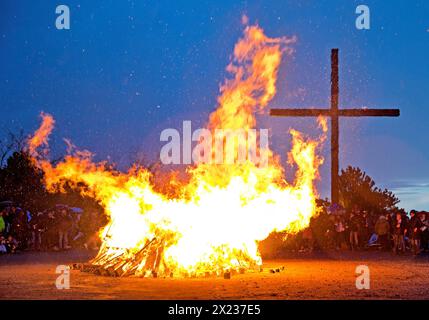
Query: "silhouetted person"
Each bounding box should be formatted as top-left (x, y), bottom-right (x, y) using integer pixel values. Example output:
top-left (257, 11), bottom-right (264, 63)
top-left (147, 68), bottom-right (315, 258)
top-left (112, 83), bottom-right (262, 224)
top-left (348, 207), bottom-right (361, 250)
top-left (360, 210), bottom-right (372, 248)
top-left (10, 207), bottom-right (29, 250)
top-left (29, 212), bottom-right (44, 251)
top-left (375, 215), bottom-right (390, 251)
top-left (0, 210), bottom-right (6, 236)
top-left (408, 210), bottom-right (422, 255)
top-left (420, 212), bottom-right (429, 252)
top-left (57, 208), bottom-right (72, 250)
top-left (392, 212), bottom-right (407, 254)
top-left (42, 210), bottom-right (58, 250)
top-left (334, 217), bottom-right (346, 250)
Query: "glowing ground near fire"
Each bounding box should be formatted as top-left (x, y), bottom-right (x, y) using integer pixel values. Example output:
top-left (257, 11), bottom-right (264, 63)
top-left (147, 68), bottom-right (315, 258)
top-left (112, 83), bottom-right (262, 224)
top-left (24, 23), bottom-right (326, 277)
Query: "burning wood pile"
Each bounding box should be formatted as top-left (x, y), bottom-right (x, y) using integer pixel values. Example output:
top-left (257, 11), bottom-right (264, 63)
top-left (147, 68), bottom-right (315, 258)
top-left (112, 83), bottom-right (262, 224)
top-left (71, 242), bottom-right (286, 279)
top-left (72, 240), bottom-right (166, 278)
top-left (72, 236), bottom-right (263, 278)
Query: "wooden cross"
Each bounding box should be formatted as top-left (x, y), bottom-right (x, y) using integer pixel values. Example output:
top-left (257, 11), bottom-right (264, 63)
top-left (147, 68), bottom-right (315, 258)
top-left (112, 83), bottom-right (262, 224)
top-left (270, 49), bottom-right (400, 205)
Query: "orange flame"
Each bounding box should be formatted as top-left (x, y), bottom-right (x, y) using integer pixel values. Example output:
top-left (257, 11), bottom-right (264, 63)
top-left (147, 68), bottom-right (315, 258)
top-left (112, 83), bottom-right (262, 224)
top-left (317, 116), bottom-right (328, 133)
top-left (27, 112), bottom-right (55, 157)
top-left (30, 22), bottom-right (325, 277)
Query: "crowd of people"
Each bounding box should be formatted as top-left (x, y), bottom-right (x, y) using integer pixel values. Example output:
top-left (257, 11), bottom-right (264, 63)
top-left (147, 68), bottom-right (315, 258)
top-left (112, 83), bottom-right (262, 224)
top-left (0, 204), bottom-right (103, 254)
top-left (300, 206), bottom-right (429, 255)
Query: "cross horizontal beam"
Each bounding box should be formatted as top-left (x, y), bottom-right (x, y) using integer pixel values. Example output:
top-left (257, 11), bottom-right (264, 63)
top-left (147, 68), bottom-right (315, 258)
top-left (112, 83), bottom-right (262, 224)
top-left (270, 108), bottom-right (400, 117)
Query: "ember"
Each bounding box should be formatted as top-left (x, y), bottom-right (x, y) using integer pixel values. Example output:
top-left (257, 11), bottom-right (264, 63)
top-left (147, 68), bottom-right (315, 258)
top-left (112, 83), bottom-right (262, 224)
top-left (28, 22), bottom-right (325, 278)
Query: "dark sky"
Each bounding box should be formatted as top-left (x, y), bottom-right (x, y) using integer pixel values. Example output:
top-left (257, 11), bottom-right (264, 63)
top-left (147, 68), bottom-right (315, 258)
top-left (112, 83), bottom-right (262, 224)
top-left (0, 0), bottom-right (428, 210)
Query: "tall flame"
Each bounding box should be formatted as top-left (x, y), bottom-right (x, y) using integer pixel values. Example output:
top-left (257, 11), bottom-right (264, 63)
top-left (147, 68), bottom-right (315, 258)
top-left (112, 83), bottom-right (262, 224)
top-left (32, 22), bottom-right (325, 277)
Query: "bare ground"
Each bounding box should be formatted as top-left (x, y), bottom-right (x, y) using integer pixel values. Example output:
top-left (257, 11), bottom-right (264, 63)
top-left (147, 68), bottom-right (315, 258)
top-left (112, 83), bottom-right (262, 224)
top-left (1, 250), bottom-right (429, 300)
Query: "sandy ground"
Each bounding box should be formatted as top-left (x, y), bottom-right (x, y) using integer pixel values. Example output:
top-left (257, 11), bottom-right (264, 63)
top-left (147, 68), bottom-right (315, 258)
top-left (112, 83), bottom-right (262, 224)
top-left (1, 250), bottom-right (429, 300)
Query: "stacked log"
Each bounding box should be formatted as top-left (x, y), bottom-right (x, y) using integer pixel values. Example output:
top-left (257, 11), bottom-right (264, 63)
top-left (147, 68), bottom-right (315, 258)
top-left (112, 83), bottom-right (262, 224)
top-left (71, 238), bottom-right (270, 279)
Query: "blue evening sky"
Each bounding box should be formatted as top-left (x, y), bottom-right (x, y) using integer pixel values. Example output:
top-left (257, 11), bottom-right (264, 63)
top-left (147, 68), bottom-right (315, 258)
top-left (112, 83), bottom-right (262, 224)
top-left (0, 1), bottom-right (428, 210)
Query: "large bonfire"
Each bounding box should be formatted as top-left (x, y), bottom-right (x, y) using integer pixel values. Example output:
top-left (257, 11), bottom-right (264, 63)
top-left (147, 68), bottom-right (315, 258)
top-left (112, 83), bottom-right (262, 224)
top-left (27, 21), bottom-right (326, 277)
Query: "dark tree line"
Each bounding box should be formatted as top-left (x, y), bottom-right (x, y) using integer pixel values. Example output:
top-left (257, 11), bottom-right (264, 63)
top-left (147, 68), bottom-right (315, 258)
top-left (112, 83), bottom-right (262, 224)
top-left (339, 166), bottom-right (400, 215)
top-left (0, 151), bottom-right (48, 211)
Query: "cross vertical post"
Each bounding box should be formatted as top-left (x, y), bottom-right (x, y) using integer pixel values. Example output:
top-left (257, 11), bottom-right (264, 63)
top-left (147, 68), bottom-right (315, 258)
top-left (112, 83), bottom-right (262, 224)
top-left (330, 49), bottom-right (339, 205)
